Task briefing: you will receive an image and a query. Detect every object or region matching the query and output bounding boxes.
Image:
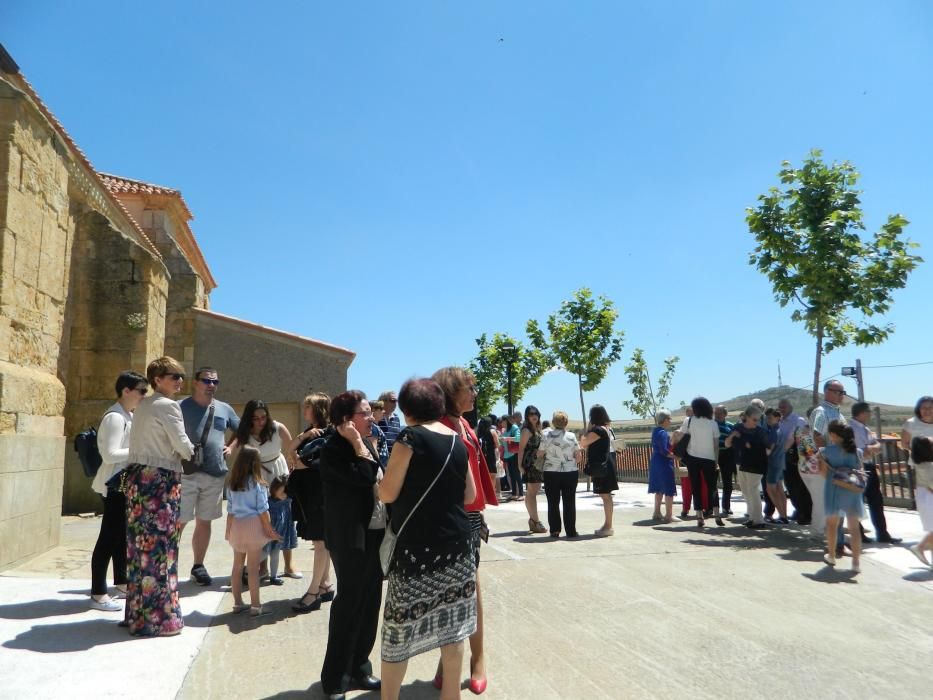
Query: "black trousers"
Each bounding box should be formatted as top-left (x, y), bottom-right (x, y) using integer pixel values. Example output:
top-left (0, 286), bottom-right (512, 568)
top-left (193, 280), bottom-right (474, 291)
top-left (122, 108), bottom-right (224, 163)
top-left (321, 529), bottom-right (385, 693)
top-left (762, 475), bottom-right (775, 517)
top-left (718, 449), bottom-right (736, 511)
top-left (543, 470), bottom-right (578, 535)
top-left (505, 455), bottom-right (523, 497)
top-left (783, 447), bottom-right (812, 523)
top-left (863, 463), bottom-right (890, 538)
top-left (687, 456), bottom-right (718, 512)
top-left (91, 488), bottom-right (127, 595)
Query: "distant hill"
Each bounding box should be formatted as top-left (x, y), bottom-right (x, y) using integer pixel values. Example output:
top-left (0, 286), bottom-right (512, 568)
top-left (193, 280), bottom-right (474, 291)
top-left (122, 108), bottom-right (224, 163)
top-left (670, 385), bottom-right (912, 416)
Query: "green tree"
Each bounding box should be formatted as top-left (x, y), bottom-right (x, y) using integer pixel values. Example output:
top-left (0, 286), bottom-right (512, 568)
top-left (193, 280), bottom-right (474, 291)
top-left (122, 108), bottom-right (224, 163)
top-left (468, 332), bottom-right (553, 417)
top-left (529, 288), bottom-right (624, 427)
top-left (747, 149), bottom-right (922, 406)
top-left (622, 349), bottom-right (679, 419)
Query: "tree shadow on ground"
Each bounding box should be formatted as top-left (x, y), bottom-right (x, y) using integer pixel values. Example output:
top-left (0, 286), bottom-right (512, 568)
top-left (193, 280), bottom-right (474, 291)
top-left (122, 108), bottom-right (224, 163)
top-left (0, 597), bottom-right (95, 620)
top-left (490, 530), bottom-right (530, 538)
top-left (2, 618), bottom-right (130, 652)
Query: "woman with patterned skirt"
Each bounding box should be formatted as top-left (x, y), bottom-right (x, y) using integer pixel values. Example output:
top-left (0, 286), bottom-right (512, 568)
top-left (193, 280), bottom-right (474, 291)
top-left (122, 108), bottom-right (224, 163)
top-left (124, 356), bottom-right (194, 637)
top-left (378, 378), bottom-right (478, 700)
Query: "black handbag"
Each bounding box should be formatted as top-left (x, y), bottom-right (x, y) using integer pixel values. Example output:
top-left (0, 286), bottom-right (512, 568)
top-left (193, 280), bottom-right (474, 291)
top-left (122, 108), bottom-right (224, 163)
top-left (181, 404), bottom-right (214, 475)
top-left (673, 418), bottom-right (691, 460)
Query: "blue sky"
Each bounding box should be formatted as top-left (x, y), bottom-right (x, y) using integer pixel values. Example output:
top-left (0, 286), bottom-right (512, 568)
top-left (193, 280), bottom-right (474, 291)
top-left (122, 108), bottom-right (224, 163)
top-left (5, 1), bottom-right (932, 418)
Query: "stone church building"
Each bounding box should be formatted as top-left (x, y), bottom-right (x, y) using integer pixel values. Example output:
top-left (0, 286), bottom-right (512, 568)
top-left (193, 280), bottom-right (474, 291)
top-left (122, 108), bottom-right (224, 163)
top-left (0, 46), bottom-right (354, 570)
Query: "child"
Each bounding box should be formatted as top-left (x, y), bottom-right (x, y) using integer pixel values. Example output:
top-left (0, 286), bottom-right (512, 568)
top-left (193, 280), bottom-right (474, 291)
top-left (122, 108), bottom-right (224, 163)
top-left (226, 445), bottom-right (280, 615)
top-left (266, 475), bottom-right (298, 585)
top-left (818, 421), bottom-right (864, 573)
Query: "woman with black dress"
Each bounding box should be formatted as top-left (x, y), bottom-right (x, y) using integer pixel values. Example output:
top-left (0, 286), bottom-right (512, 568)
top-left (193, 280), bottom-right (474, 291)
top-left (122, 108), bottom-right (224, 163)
top-left (579, 404), bottom-right (619, 537)
top-left (378, 378), bottom-right (477, 700)
top-left (288, 392), bottom-right (335, 613)
top-left (318, 391), bottom-right (385, 700)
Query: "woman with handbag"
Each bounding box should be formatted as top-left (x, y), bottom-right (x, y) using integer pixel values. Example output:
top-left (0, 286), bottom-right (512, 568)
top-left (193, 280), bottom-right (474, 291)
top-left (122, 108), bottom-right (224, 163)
top-left (477, 416), bottom-right (503, 500)
top-left (541, 410), bottom-right (581, 537)
top-left (318, 391), bottom-right (385, 699)
top-left (902, 396), bottom-right (933, 566)
top-left (579, 404), bottom-right (619, 537)
top-left (431, 366), bottom-right (499, 695)
top-left (123, 356), bottom-right (194, 636)
top-left (675, 397), bottom-right (724, 528)
top-left (818, 420), bottom-right (865, 572)
top-left (378, 378), bottom-right (477, 700)
top-left (288, 393), bottom-right (336, 613)
top-left (501, 415), bottom-right (522, 501)
top-left (518, 405), bottom-right (547, 534)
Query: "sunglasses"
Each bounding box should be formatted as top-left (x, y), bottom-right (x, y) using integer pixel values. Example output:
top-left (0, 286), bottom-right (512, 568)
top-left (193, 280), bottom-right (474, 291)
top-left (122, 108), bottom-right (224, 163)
top-left (161, 373), bottom-right (185, 381)
top-left (134, 386), bottom-right (149, 395)
top-left (354, 410), bottom-right (373, 418)
top-left (199, 378), bottom-right (220, 385)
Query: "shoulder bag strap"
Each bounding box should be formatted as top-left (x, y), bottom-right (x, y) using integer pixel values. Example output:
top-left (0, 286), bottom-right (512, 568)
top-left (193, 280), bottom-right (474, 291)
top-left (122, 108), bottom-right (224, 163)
top-left (198, 404), bottom-right (215, 447)
top-left (394, 434), bottom-right (457, 540)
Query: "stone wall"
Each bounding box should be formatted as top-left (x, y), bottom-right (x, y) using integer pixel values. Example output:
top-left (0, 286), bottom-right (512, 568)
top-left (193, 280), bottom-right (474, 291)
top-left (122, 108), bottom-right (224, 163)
top-left (60, 208), bottom-right (169, 514)
top-left (0, 81), bottom-right (73, 567)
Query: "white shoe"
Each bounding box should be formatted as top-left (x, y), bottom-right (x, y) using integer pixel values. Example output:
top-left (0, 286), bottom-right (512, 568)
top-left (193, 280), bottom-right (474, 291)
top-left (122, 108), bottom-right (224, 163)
top-left (908, 544), bottom-right (930, 567)
top-left (90, 597), bottom-right (121, 612)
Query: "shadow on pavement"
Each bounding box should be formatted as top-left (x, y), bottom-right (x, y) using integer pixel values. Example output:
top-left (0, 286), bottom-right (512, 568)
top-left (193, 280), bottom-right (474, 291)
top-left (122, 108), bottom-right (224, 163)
top-left (801, 567), bottom-right (859, 584)
top-left (262, 680), bottom-right (434, 699)
top-left (0, 597), bottom-right (95, 620)
top-left (902, 569), bottom-right (933, 582)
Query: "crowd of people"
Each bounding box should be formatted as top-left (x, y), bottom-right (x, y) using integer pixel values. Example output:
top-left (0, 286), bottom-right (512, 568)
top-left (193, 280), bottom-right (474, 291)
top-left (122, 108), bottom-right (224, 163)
top-left (85, 358), bottom-right (933, 698)
top-left (647, 381), bottom-right (933, 575)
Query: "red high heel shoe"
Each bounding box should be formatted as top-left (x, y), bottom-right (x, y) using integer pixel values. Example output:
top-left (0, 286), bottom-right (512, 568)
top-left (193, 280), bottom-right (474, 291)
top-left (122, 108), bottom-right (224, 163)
top-left (468, 677), bottom-right (488, 695)
top-left (432, 673), bottom-right (443, 690)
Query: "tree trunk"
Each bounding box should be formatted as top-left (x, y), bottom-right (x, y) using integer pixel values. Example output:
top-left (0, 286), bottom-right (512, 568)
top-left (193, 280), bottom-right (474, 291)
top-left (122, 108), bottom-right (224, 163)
top-left (645, 367), bottom-right (657, 418)
top-left (812, 325), bottom-right (823, 408)
top-left (578, 374), bottom-right (586, 431)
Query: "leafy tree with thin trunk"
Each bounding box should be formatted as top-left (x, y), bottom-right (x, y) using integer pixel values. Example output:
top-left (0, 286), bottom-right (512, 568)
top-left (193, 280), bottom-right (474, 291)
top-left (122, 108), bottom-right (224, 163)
top-left (747, 149), bottom-right (922, 407)
top-left (622, 349), bottom-right (679, 419)
top-left (528, 288), bottom-right (624, 428)
top-left (469, 333), bottom-right (553, 417)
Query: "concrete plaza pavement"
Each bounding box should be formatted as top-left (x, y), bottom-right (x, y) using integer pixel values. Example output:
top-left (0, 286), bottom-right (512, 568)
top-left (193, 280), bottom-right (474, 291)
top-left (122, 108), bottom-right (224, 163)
top-left (2, 483), bottom-right (932, 699)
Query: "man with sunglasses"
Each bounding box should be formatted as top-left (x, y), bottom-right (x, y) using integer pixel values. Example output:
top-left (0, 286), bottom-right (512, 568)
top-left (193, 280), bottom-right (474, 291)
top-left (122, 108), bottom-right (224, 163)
top-left (178, 367), bottom-right (240, 585)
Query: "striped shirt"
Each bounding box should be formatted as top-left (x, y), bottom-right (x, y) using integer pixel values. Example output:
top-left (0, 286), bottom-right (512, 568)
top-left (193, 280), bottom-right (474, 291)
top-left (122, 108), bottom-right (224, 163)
top-left (716, 420), bottom-right (734, 450)
top-left (378, 413), bottom-right (402, 451)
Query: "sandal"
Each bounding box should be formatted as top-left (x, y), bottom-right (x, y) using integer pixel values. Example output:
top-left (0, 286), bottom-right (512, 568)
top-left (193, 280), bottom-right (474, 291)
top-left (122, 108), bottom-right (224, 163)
top-left (232, 603), bottom-right (250, 614)
top-left (250, 605), bottom-right (269, 617)
top-left (318, 582), bottom-right (336, 602)
top-left (292, 591), bottom-right (322, 613)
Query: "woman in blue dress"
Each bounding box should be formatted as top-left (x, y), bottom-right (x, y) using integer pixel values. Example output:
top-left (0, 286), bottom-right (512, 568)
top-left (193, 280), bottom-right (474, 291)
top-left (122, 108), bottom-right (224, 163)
top-left (818, 420), bottom-right (864, 573)
top-left (649, 410), bottom-right (677, 522)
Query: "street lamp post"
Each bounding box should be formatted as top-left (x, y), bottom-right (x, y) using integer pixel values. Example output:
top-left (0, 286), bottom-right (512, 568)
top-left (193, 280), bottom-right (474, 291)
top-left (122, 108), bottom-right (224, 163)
top-left (502, 343), bottom-right (516, 416)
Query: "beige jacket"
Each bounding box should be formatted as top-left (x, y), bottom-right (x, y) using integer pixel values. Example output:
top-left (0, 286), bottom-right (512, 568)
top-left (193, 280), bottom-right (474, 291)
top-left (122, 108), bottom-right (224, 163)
top-left (128, 393), bottom-right (194, 472)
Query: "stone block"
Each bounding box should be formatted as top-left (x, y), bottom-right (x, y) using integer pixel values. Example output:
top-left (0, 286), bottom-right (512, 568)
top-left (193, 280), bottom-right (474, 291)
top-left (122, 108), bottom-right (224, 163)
top-left (37, 251), bottom-right (65, 299)
top-left (0, 316), bottom-right (9, 362)
top-left (8, 469), bottom-right (41, 518)
top-left (27, 434), bottom-right (65, 472)
top-left (0, 360), bottom-right (66, 416)
top-left (0, 515), bottom-right (24, 568)
top-left (0, 472), bottom-right (13, 522)
top-left (0, 412), bottom-right (14, 434)
top-left (16, 414), bottom-right (64, 436)
top-left (5, 186), bottom-right (44, 241)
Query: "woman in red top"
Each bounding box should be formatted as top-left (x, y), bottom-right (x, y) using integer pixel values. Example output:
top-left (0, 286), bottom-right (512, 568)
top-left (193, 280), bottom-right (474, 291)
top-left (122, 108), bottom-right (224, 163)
top-left (431, 366), bottom-right (498, 696)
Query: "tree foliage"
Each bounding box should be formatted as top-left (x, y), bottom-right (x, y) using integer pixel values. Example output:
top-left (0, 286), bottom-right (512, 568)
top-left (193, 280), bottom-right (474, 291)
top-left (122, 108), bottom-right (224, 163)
top-left (622, 349), bottom-right (679, 419)
top-left (746, 150), bottom-right (922, 406)
top-left (529, 288), bottom-right (624, 427)
top-left (469, 332), bottom-right (553, 417)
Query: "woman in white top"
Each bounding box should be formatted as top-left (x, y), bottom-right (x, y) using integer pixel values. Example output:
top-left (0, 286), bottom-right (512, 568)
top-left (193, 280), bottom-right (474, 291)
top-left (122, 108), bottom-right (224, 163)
top-left (124, 356), bottom-right (195, 637)
top-left (540, 410), bottom-right (582, 538)
top-left (673, 397), bottom-right (724, 528)
top-left (235, 400), bottom-right (298, 577)
top-left (89, 370), bottom-right (149, 612)
top-left (902, 395), bottom-right (933, 567)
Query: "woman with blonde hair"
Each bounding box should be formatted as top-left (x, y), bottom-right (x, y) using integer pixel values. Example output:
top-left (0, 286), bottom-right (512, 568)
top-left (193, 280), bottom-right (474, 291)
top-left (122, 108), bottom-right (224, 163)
top-left (124, 356), bottom-right (194, 636)
top-left (431, 366), bottom-right (498, 695)
top-left (540, 410), bottom-right (581, 537)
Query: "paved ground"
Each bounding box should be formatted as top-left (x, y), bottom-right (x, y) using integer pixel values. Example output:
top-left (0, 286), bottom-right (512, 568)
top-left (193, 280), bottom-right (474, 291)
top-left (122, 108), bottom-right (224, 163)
top-left (2, 484), bottom-right (932, 699)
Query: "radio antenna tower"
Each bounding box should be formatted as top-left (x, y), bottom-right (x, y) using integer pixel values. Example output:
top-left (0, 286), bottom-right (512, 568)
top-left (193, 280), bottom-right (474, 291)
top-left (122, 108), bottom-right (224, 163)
top-left (778, 362), bottom-right (783, 387)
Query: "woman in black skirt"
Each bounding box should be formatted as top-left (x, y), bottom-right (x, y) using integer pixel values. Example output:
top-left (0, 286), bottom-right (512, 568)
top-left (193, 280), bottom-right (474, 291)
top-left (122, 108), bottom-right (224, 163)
top-left (378, 378), bottom-right (477, 700)
top-left (579, 404), bottom-right (619, 537)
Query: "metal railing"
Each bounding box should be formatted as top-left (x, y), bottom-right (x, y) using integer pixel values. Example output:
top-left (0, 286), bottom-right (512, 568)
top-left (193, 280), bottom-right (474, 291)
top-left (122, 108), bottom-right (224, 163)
top-left (578, 438), bottom-right (917, 510)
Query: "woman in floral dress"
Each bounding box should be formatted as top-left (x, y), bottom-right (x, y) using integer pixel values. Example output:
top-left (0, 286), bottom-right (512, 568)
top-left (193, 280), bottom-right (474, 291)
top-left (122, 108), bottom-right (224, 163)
top-left (124, 356), bottom-right (194, 636)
